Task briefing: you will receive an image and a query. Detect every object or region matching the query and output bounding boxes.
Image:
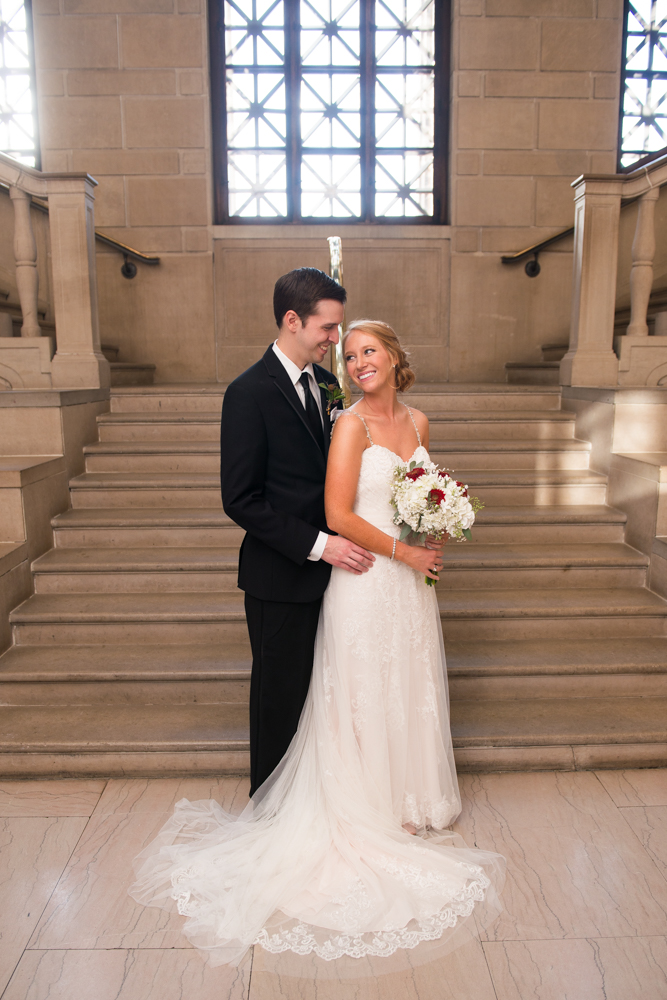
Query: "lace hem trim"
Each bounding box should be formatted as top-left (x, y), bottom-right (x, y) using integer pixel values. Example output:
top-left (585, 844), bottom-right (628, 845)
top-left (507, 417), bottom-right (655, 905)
top-left (251, 873), bottom-right (490, 961)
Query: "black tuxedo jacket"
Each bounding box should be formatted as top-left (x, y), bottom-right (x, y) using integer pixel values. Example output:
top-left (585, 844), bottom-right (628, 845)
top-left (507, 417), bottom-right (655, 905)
top-left (220, 345), bottom-right (341, 602)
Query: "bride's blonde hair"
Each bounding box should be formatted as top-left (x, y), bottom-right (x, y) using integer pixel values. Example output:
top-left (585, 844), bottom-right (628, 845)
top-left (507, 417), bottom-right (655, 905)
top-left (343, 320), bottom-right (415, 393)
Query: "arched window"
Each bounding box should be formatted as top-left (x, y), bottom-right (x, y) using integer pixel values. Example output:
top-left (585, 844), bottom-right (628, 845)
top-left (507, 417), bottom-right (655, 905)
top-left (209, 0), bottom-right (448, 222)
top-left (0, 0), bottom-right (39, 167)
top-left (619, 0), bottom-right (667, 168)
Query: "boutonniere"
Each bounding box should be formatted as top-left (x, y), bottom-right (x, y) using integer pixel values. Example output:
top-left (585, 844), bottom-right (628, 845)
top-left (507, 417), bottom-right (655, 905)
top-left (319, 382), bottom-right (346, 416)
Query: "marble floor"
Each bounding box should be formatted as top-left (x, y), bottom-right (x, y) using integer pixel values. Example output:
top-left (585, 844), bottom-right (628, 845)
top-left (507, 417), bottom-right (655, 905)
top-left (1, 770), bottom-right (667, 999)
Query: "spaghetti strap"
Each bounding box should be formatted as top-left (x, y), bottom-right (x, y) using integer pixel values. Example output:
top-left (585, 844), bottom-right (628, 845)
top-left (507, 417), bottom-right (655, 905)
top-left (403, 404), bottom-right (422, 447)
top-left (349, 409), bottom-right (374, 445)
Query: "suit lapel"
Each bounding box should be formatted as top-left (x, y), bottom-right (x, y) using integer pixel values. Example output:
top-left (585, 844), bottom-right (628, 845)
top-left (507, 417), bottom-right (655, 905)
top-left (313, 364), bottom-right (339, 462)
top-left (262, 346), bottom-right (325, 460)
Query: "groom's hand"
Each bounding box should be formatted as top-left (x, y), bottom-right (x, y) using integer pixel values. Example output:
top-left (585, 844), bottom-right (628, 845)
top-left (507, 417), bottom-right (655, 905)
top-left (321, 536), bottom-right (375, 575)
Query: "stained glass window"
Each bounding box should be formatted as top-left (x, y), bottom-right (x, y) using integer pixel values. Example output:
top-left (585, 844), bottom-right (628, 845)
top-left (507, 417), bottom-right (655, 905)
top-left (0, 0), bottom-right (39, 167)
top-left (211, 0), bottom-right (446, 222)
top-left (619, 0), bottom-right (667, 168)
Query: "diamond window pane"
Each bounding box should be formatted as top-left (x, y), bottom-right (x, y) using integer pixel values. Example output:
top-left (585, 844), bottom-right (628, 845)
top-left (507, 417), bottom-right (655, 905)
top-left (375, 71), bottom-right (433, 148)
top-left (376, 0), bottom-right (434, 67)
top-left (0, 0), bottom-right (38, 163)
top-left (228, 151), bottom-right (288, 215)
top-left (375, 152), bottom-right (432, 216)
top-left (226, 71), bottom-right (286, 148)
top-left (301, 74), bottom-right (361, 147)
top-left (301, 154), bottom-right (361, 216)
top-left (301, 0), bottom-right (360, 67)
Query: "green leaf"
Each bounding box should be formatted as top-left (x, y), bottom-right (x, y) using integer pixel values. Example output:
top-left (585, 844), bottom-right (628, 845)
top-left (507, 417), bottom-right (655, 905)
top-left (399, 524), bottom-right (412, 541)
top-left (409, 461), bottom-right (416, 471)
top-left (462, 528), bottom-right (472, 542)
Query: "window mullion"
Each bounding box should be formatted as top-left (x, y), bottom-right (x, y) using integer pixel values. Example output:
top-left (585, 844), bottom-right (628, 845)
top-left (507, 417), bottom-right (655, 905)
top-left (286, 0), bottom-right (301, 221)
top-left (361, 0), bottom-right (375, 221)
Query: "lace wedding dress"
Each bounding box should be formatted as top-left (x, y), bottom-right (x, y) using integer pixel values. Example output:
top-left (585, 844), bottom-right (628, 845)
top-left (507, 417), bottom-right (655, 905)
top-left (130, 408), bottom-right (504, 969)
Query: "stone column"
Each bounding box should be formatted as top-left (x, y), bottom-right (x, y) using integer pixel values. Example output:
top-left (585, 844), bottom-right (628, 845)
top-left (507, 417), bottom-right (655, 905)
top-left (9, 186), bottom-right (41, 338)
top-left (560, 176), bottom-right (622, 388)
top-left (48, 176), bottom-right (110, 389)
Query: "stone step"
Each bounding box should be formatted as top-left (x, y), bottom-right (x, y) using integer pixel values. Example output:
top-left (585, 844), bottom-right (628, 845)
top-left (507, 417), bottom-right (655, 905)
top-left (30, 543), bottom-right (649, 593)
top-left (83, 438), bottom-right (592, 474)
top-left (109, 383), bottom-right (563, 414)
top-left (10, 586), bottom-right (667, 647)
top-left (51, 508), bottom-right (245, 548)
top-left (0, 643), bottom-right (251, 705)
top-left (505, 362), bottom-right (560, 385)
top-left (1, 696), bottom-right (666, 776)
top-left (99, 409), bottom-right (577, 444)
top-left (67, 469), bottom-right (607, 508)
top-left (50, 505), bottom-right (628, 548)
top-left (447, 637), bottom-right (667, 699)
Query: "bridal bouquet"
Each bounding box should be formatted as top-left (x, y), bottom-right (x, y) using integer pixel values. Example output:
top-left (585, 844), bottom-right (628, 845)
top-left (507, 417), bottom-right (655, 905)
top-left (390, 458), bottom-right (483, 586)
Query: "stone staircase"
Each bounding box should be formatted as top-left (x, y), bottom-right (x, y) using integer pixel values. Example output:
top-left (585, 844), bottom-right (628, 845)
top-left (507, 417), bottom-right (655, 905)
top-left (1, 382), bottom-right (667, 777)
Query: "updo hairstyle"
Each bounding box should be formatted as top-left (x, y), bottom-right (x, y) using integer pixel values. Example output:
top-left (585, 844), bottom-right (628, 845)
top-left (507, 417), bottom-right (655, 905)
top-left (344, 319), bottom-right (416, 393)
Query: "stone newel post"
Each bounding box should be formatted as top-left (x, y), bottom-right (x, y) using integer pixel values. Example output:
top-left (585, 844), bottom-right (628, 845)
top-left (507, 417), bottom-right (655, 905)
top-left (560, 176), bottom-right (622, 388)
top-left (48, 175), bottom-right (110, 389)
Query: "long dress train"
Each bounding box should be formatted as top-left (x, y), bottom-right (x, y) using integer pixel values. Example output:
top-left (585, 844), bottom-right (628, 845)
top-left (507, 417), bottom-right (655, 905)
top-left (129, 411), bottom-right (504, 968)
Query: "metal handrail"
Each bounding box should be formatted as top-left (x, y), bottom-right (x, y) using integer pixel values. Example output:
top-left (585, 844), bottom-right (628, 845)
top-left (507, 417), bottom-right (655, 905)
top-left (500, 227), bottom-right (574, 266)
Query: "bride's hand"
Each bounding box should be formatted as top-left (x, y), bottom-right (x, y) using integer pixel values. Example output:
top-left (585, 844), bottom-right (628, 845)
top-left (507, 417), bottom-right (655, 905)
top-left (398, 543), bottom-right (443, 582)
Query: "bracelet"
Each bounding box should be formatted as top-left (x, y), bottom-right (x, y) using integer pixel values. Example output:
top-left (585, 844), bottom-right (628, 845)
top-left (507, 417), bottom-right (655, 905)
top-left (390, 538), bottom-right (397, 561)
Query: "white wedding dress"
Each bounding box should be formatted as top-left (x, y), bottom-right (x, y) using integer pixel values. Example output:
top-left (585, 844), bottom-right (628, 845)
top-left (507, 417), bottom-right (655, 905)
top-left (130, 408), bottom-right (504, 969)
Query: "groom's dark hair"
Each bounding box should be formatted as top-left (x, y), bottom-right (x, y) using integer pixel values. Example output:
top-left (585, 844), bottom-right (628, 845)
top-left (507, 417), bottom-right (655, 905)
top-left (273, 267), bottom-right (347, 328)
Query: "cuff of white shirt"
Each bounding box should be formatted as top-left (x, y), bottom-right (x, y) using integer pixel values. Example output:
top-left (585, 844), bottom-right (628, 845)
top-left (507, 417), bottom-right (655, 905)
top-left (307, 531), bottom-right (328, 562)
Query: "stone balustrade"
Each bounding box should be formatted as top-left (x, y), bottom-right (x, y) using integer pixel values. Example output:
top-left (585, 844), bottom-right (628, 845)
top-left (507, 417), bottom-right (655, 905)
top-left (0, 152), bottom-right (109, 390)
top-left (561, 152), bottom-right (667, 388)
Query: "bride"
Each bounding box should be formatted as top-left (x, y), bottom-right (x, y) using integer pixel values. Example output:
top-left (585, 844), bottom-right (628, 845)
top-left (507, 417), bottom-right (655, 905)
top-left (129, 319), bottom-right (504, 969)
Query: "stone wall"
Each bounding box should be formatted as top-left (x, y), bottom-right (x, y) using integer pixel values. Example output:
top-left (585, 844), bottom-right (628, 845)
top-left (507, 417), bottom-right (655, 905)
top-left (31, 0), bottom-right (624, 382)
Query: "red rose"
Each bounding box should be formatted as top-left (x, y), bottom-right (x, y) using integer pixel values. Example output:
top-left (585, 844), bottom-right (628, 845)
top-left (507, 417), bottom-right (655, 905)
top-left (406, 467), bottom-right (426, 481)
top-left (456, 480), bottom-right (468, 497)
top-left (437, 470), bottom-right (448, 479)
top-left (428, 488), bottom-right (445, 504)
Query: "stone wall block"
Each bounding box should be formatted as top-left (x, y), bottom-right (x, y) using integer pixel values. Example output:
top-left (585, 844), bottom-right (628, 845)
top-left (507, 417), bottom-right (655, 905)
top-left (458, 71), bottom-right (481, 97)
top-left (483, 150), bottom-right (587, 175)
top-left (71, 149), bottom-right (180, 174)
top-left (123, 97), bottom-right (205, 147)
top-left (179, 70), bottom-right (204, 95)
top-left (41, 96), bottom-right (122, 149)
top-left (459, 18), bottom-right (539, 70)
top-left (34, 15), bottom-right (119, 69)
top-left (68, 70), bottom-right (177, 95)
top-left (594, 74), bottom-right (619, 100)
top-left (38, 70), bottom-right (65, 96)
top-left (456, 152), bottom-right (480, 175)
top-left (95, 226), bottom-right (183, 251)
top-left (121, 16), bottom-right (203, 68)
top-left (486, 0), bottom-right (594, 14)
top-left (64, 0), bottom-right (172, 12)
top-left (127, 177), bottom-right (208, 225)
top-left (538, 100), bottom-right (617, 150)
top-left (92, 175), bottom-right (126, 227)
top-left (485, 71), bottom-right (591, 99)
top-left (456, 177), bottom-right (535, 226)
top-left (535, 176), bottom-right (577, 228)
top-left (182, 149), bottom-right (207, 173)
top-left (541, 20), bottom-right (622, 73)
top-left (458, 99), bottom-right (536, 150)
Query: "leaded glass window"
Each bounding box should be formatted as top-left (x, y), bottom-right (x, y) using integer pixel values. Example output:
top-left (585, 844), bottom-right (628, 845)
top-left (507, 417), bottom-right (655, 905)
top-left (209, 0), bottom-right (447, 222)
top-left (0, 0), bottom-right (39, 167)
top-left (619, 0), bottom-right (667, 168)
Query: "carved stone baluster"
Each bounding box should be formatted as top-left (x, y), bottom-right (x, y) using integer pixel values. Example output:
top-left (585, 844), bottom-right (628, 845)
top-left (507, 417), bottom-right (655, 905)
top-left (627, 186), bottom-right (660, 337)
top-left (9, 186), bottom-right (41, 338)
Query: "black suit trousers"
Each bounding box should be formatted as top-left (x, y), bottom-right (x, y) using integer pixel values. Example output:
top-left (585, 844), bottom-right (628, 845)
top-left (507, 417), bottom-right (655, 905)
top-left (245, 593), bottom-right (322, 796)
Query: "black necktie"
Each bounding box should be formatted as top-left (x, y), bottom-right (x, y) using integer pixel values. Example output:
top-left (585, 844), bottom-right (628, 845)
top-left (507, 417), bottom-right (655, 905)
top-left (299, 372), bottom-right (324, 452)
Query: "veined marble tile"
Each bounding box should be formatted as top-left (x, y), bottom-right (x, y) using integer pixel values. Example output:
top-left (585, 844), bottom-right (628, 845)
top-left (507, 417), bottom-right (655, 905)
top-left (3, 948), bottom-right (250, 1000)
top-left (27, 808), bottom-right (191, 951)
top-left (622, 806), bottom-right (667, 880)
top-left (0, 780), bottom-right (105, 817)
top-left (454, 771), bottom-right (667, 941)
top-left (596, 768), bottom-right (667, 808)
top-left (0, 817), bottom-right (87, 995)
top-left (484, 936), bottom-right (667, 1000)
top-left (249, 934), bottom-right (497, 1000)
top-left (93, 776), bottom-right (250, 815)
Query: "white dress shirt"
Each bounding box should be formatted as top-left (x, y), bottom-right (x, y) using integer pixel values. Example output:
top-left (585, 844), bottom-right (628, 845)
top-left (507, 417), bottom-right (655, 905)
top-left (272, 342), bottom-right (328, 562)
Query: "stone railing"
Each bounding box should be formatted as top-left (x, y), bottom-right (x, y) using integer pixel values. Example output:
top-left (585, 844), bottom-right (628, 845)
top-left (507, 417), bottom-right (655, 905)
top-left (561, 152), bottom-right (667, 388)
top-left (0, 152), bottom-right (109, 390)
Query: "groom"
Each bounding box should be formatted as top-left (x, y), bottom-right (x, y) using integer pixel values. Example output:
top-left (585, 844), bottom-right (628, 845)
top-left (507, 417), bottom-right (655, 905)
top-left (220, 267), bottom-right (374, 795)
